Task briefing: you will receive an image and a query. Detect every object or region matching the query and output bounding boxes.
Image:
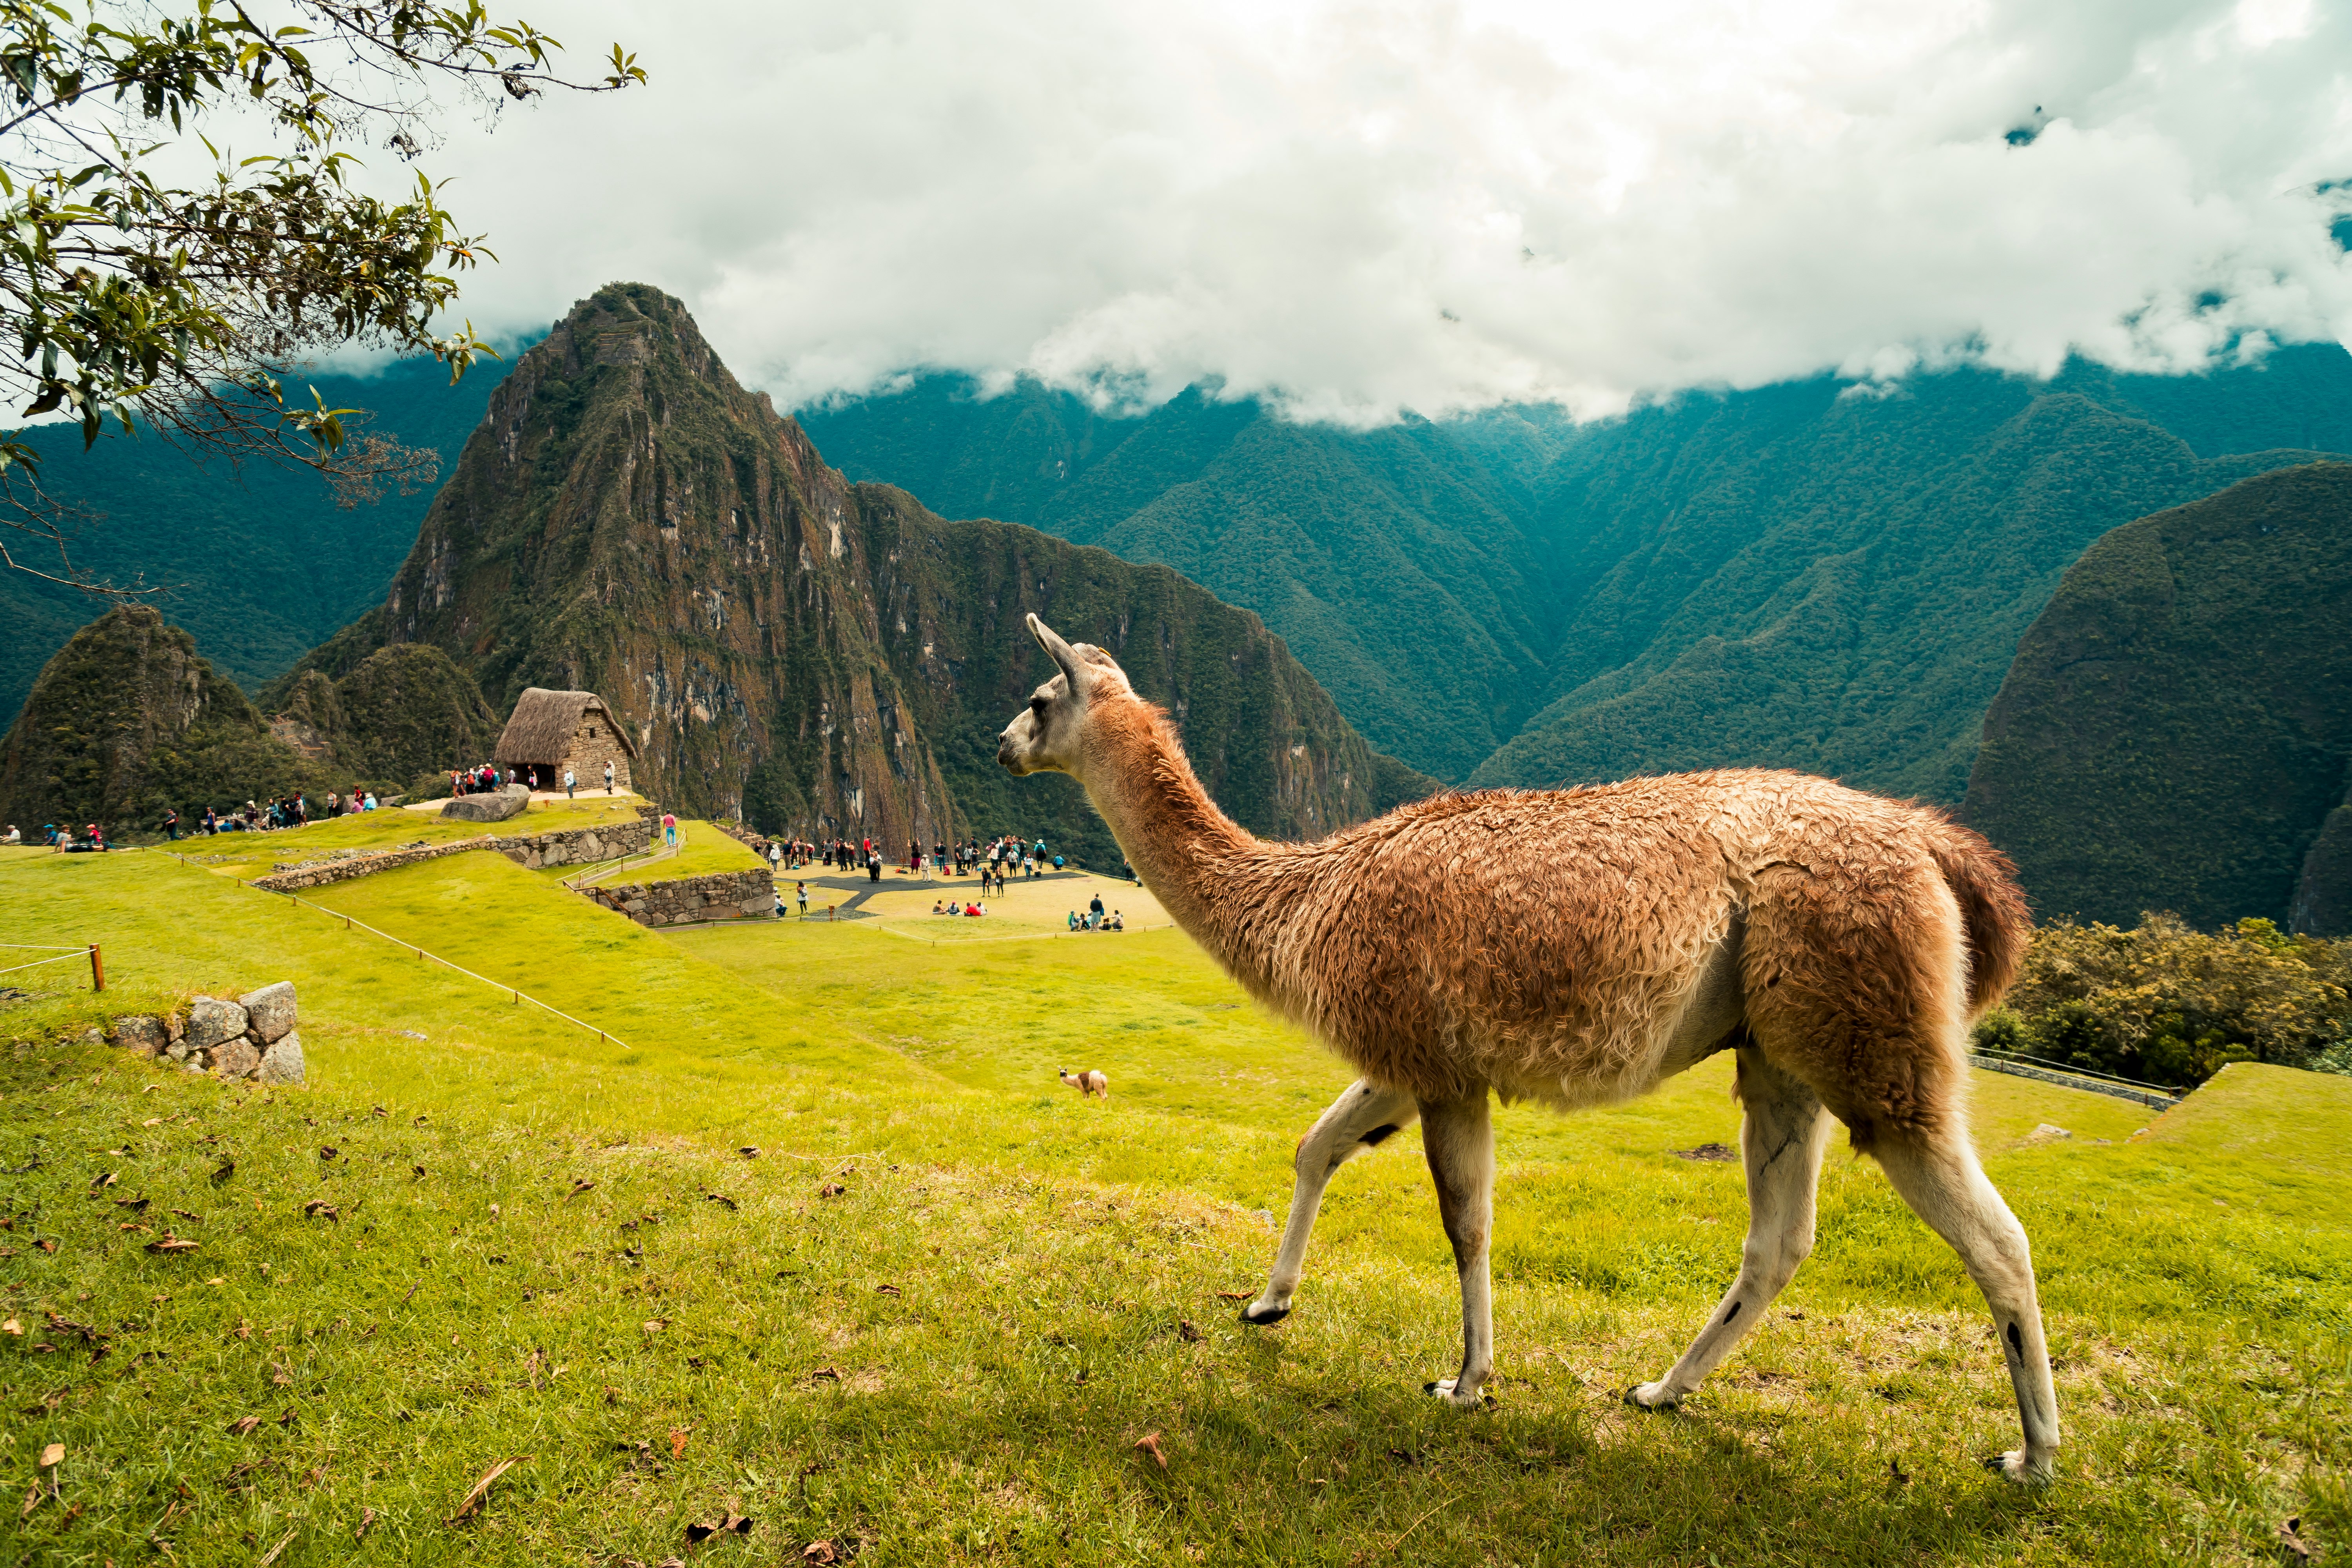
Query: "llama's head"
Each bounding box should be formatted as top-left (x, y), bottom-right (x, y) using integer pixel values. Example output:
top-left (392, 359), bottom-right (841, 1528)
top-left (998, 614), bottom-right (1134, 778)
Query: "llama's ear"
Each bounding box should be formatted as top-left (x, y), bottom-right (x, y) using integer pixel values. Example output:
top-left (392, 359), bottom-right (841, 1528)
top-left (1028, 613), bottom-right (1084, 690)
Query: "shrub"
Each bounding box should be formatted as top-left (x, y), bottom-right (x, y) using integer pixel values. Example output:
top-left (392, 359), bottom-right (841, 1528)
top-left (1973, 913), bottom-right (2352, 1089)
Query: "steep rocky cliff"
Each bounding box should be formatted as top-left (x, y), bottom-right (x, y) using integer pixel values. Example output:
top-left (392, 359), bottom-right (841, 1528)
top-left (281, 284), bottom-right (1426, 863)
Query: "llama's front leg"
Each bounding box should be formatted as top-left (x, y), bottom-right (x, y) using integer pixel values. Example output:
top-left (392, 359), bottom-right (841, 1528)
top-left (1630, 1050), bottom-right (1828, 1411)
top-left (1244, 1079), bottom-right (1418, 1325)
top-left (1418, 1089), bottom-right (1495, 1407)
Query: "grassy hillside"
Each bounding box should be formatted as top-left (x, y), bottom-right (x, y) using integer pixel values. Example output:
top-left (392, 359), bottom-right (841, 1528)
top-left (2, 846), bottom-right (2347, 1562)
top-left (1962, 464), bottom-right (2352, 931)
top-left (0, 354), bottom-right (514, 728)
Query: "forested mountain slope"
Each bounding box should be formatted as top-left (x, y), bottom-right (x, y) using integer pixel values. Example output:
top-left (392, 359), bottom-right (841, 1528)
top-left (804, 346), bottom-right (2352, 795)
top-left (0, 354), bottom-right (513, 726)
top-left (278, 285), bottom-right (1428, 867)
top-left (1962, 464), bottom-right (2352, 933)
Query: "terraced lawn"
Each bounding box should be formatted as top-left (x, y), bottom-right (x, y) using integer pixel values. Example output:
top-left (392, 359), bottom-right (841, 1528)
top-left (2, 848), bottom-right (2346, 1564)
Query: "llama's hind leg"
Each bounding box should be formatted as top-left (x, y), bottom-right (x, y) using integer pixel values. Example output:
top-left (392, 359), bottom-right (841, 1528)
top-left (1419, 1089), bottom-right (1495, 1408)
top-left (1243, 1079), bottom-right (1419, 1325)
top-left (1629, 1049), bottom-right (1829, 1410)
top-left (1872, 1129), bottom-right (2061, 1482)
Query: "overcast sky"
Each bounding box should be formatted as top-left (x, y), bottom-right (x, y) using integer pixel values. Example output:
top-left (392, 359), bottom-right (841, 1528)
top-left (367, 0), bottom-right (2351, 424)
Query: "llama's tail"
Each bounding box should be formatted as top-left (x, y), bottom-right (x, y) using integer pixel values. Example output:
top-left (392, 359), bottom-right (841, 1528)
top-left (1922, 819), bottom-right (2032, 1018)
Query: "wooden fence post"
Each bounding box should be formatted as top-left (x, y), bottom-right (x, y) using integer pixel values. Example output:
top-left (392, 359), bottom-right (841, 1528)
top-left (88, 943), bottom-right (104, 992)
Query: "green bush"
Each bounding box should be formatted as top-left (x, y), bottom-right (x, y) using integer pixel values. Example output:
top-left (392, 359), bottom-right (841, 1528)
top-left (1974, 913), bottom-right (2352, 1088)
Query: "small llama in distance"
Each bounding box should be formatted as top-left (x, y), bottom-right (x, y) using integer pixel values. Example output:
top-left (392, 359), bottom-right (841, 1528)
top-left (1058, 1067), bottom-right (1109, 1099)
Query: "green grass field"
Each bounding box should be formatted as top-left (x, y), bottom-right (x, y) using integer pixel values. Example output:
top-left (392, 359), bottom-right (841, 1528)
top-left (3, 846), bottom-right (2347, 1564)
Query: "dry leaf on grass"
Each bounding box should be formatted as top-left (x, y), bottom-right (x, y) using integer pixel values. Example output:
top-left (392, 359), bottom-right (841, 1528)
top-left (145, 1232), bottom-right (200, 1253)
top-left (303, 1201), bottom-right (339, 1222)
top-left (641, 1318), bottom-right (669, 1333)
top-left (38, 1443), bottom-right (62, 1468)
top-left (1213, 1290), bottom-right (1251, 1301)
top-left (0, 1318), bottom-right (18, 1336)
top-left (684, 1511), bottom-right (755, 1544)
top-left (170, 1207), bottom-right (201, 1223)
top-left (91, 1171), bottom-right (116, 1191)
top-left (875, 1283), bottom-right (901, 1297)
top-left (354, 1506), bottom-right (379, 1542)
top-left (808, 1366), bottom-right (841, 1381)
top-left (739, 1146), bottom-right (760, 1159)
top-left (1178, 1320), bottom-right (1202, 1343)
top-left (113, 1195), bottom-right (150, 1212)
top-left (803, 1543), bottom-right (838, 1564)
top-left (816, 1183), bottom-right (845, 1198)
top-left (318, 1146), bottom-right (338, 1161)
top-left (229, 1416), bottom-right (261, 1436)
top-left (567, 1179), bottom-right (596, 1199)
top-left (209, 1158), bottom-right (235, 1186)
top-left (2279, 1518), bottom-right (2312, 1562)
top-left (445, 1454), bottom-right (530, 1523)
top-left (1134, 1432), bottom-right (1168, 1469)
top-left (704, 1192), bottom-right (738, 1210)
top-left (668, 1428), bottom-right (690, 1459)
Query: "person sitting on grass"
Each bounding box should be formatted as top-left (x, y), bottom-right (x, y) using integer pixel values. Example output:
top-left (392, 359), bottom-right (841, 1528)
top-left (932, 900), bottom-right (946, 914)
top-left (1, 824), bottom-right (17, 844)
top-left (1067, 909), bottom-right (1080, 931)
top-left (1110, 910), bottom-right (1125, 931)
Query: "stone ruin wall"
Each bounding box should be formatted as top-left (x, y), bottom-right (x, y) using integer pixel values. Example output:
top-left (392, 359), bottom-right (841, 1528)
top-left (584, 867), bottom-right (774, 926)
top-left (103, 981), bottom-right (306, 1084)
top-left (559, 712), bottom-right (634, 792)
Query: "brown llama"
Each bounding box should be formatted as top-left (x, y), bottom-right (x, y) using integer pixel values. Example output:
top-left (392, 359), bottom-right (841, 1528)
top-left (998, 615), bottom-right (2060, 1481)
top-left (1059, 1067), bottom-right (1111, 1098)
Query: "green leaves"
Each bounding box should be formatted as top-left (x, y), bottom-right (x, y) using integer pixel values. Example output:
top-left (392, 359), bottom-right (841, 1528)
top-left (0, 0), bottom-right (647, 593)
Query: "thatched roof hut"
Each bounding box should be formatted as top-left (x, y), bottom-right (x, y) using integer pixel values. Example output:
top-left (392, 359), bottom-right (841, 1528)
top-left (495, 688), bottom-right (637, 791)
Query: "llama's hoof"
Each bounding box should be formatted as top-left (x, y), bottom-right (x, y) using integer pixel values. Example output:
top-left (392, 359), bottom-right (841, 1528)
top-left (1624, 1381), bottom-right (1681, 1411)
top-left (1423, 1377), bottom-right (1491, 1408)
top-left (1983, 1449), bottom-right (2056, 1485)
top-left (1240, 1301), bottom-right (1290, 1326)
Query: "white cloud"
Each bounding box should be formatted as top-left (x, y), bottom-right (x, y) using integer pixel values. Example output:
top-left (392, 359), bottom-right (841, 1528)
top-left (371, 0), bottom-right (2352, 423)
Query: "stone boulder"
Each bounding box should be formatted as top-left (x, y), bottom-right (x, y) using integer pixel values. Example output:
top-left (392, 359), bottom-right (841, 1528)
top-left (211, 1038), bottom-right (261, 1078)
top-left (184, 996), bottom-right (248, 1050)
top-left (441, 785), bottom-right (530, 823)
top-left (112, 1015), bottom-right (166, 1057)
top-left (258, 1031), bottom-right (305, 1086)
top-left (238, 981), bottom-right (298, 1044)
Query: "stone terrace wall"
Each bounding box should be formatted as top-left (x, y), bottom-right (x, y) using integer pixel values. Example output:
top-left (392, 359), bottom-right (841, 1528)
top-left (252, 836), bottom-right (491, 892)
top-left (585, 867), bottom-right (774, 926)
top-left (498, 817), bottom-right (653, 870)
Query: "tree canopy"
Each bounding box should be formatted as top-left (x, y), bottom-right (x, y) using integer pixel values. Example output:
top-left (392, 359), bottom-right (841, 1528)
top-left (0, 0), bottom-right (643, 588)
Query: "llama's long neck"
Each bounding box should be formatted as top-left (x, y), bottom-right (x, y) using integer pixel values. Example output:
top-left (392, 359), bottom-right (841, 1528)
top-left (1076, 697), bottom-right (1285, 987)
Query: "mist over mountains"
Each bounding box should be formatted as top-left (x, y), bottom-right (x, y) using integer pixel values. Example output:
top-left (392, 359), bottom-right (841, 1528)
top-left (803, 344), bottom-right (2352, 795)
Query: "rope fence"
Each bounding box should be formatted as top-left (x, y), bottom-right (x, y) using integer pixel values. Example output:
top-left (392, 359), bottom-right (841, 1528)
top-left (0, 941), bottom-right (103, 987)
top-left (268, 890), bottom-right (633, 1053)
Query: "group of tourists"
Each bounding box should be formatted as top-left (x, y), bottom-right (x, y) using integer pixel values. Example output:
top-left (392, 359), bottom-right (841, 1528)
top-left (933, 898), bottom-right (989, 917)
top-left (11, 822), bottom-right (107, 852)
top-left (1069, 892), bottom-right (1124, 931)
top-left (765, 833), bottom-right (1066, 881)
top-left (452, 759), bottom-right (617, 798)
top-left (171, 792), bottom-right (377, 839)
